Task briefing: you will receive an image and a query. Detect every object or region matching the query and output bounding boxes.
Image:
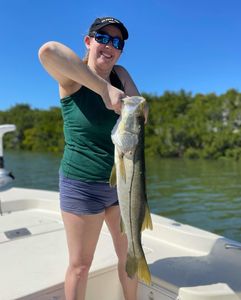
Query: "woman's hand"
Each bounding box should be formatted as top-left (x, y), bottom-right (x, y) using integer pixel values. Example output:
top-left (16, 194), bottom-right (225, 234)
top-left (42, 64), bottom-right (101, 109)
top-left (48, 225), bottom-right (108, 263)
top-left (101, 82), bottom-right (125, 114)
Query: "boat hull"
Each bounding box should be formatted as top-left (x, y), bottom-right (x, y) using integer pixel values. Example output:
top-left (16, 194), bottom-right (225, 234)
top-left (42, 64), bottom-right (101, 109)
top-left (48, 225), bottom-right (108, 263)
top-left (0, 188), bottom-right (240, 300)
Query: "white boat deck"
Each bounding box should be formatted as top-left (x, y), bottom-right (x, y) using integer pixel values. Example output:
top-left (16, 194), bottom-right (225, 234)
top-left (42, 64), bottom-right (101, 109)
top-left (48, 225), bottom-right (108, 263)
top-left (0, 188), bottom-right (241, 300)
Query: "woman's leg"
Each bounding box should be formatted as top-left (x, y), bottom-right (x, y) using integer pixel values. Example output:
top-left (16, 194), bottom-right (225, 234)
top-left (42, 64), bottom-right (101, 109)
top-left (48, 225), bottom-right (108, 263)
top-left (105, 205), bottom-right (138, 300)
top-left (62, 210), bottom-right (105, 300)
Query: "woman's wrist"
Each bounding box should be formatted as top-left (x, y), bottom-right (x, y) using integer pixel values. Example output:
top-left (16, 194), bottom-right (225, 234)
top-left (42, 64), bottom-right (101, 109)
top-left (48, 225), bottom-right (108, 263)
top-left (99, 81), bottom-right (111, 109)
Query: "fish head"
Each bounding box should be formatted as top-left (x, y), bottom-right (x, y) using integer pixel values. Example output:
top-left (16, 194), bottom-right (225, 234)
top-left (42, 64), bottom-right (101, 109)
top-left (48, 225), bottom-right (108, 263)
top-left (111, 96), bottom-right (146, 153)
top-left (121, 96), bottom-right (146, 116)
top-left (120, 96), bottom-right (146, 134)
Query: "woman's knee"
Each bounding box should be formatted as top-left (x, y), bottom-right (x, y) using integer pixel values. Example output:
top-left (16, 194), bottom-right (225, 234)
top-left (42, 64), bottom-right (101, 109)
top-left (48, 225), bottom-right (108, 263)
top-left (68, 258), bottom-right (93, 279)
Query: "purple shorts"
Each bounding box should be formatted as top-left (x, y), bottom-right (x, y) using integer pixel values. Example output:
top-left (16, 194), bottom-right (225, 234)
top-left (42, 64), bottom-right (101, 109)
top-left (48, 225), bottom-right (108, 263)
top-left (59, 173), bottom-right (119, 215)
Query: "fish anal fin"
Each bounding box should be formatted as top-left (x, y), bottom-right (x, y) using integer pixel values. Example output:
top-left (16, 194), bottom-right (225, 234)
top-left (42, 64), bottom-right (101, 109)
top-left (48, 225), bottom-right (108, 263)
top-left (141, 204), bottom-right (153, 231)
top-left (109, 164), bottom-right (116, 187)
top-left (137, 256), bottom-right (152, 285)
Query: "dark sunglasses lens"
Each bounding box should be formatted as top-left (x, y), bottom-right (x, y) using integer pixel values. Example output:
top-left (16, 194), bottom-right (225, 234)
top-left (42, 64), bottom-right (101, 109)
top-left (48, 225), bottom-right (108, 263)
top-left (113, 38), bottom-right (124, 50)
top-left (95, 33), bottom-right (110, 45)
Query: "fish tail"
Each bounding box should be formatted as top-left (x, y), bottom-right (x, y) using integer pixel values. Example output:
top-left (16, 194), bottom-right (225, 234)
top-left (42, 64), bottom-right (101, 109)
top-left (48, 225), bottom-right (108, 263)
top-left (141, 203), bottom-right (153, 231)
top-left (126, 254), bottom-right (138, 279)
top-left (137, 255), bottom-right (152, 285)
top-left (126, 253), bottom-right (152, 286)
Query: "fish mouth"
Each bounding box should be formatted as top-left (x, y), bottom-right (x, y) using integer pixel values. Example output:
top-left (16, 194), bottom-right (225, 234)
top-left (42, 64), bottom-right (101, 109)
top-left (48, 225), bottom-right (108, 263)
top-left (122, 96), bottom-right (146, 105)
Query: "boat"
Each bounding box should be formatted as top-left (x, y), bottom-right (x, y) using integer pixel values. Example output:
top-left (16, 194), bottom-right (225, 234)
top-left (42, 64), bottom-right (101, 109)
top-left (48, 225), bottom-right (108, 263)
top-left (0, 125), bottom-right (241, 300)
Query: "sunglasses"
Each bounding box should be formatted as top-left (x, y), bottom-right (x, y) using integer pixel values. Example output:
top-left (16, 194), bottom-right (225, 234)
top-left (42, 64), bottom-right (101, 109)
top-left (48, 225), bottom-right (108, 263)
top-left (90, 32), bottom-right (125, 50)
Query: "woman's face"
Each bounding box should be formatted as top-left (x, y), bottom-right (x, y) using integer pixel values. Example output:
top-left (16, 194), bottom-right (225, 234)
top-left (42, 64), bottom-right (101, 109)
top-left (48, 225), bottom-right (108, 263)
top-left (85, 25), bottom-right (123, 72)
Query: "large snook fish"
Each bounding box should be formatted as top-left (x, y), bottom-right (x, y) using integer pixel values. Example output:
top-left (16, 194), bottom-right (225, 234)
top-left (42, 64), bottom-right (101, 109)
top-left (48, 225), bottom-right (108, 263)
top-left (110, 96), bottom-right (153, 285)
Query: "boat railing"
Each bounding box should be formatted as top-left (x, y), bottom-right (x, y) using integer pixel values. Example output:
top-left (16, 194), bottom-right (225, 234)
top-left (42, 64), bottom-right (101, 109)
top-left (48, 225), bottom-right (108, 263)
top-left (225, 243), bottom-right (241, 251)
top-left (0, 124), bottom-right (16, 191)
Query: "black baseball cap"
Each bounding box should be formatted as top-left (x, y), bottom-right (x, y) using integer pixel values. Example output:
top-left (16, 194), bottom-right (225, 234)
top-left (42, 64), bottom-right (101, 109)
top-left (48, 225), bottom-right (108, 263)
top-left (88, 17), bottom-right (129, 40)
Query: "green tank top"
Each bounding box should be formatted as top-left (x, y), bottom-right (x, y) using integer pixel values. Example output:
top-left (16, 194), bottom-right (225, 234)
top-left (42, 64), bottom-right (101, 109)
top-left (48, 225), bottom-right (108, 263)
top-left (60, 69), bottom-right (123, 182)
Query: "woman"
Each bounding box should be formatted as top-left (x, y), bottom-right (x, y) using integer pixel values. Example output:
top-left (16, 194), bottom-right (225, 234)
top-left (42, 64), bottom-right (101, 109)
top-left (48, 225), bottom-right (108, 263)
top-left (38, 17), bottom-right (140, 300)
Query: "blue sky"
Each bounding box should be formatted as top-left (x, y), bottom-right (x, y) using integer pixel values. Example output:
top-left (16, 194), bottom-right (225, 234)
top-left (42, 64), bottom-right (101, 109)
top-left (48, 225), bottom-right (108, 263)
top-left (1, 0), bottom-right (241, 110)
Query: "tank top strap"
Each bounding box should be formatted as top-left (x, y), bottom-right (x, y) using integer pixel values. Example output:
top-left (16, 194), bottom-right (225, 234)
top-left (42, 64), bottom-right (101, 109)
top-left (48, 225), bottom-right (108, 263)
top-left (110, 68), bottom-right (125, 92)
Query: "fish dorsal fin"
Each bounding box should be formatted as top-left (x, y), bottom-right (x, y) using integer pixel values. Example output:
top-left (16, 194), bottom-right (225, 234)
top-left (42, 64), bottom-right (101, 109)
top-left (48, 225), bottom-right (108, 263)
top-left (141, 203), bottom-right (153, 231)
top-left (109, 164), bottom-right (116, 187)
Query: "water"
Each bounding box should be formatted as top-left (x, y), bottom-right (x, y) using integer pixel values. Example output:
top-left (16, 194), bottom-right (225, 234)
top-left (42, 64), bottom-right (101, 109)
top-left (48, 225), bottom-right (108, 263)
top-left (5, 151), bottom-right (61, 191)
top-left (3, 151), bottom-right (241, 243)
top-left (146, 158), bottom-right (241, 242)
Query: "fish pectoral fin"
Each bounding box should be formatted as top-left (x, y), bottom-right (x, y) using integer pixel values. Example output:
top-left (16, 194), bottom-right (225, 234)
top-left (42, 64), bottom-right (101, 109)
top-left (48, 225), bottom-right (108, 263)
top-left (109, 164), bottom-right (117, 187)
top-left (141, 203), bottom-right (153, 231)
top-left (137, 256), bottom-right (152, 285)
top-left (120, 217), bottom-right (125, 234)
top-left (119, 154), bottom-right (126, 182)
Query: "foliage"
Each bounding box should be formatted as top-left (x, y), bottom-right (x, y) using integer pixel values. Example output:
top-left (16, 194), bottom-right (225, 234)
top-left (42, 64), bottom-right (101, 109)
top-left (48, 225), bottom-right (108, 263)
top-left (1, 89), bottom-right (241, 159)
top-left (0, 104), bottom-right (64, 153)
top-left (143, 88), bottom-right (241, 160)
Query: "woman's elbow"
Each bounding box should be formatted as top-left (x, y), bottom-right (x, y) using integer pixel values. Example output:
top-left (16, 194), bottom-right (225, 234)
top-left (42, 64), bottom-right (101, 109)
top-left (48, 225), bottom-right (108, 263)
top-left (38, 41), bottom-right (58, 63)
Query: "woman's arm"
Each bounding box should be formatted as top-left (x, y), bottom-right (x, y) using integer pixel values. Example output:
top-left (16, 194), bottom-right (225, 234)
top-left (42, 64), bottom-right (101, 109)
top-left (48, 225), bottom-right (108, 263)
top-left (114, 65), bottom-right (148, 122)
top-left (113, 65), bottom-right (140, 97)
top-left (38, 41), bottom-right (124, 111)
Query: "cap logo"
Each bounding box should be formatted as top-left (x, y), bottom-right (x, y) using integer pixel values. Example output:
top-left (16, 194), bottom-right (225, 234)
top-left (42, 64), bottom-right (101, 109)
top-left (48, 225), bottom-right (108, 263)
top-left (101, 17), bottom-right (120, 24)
